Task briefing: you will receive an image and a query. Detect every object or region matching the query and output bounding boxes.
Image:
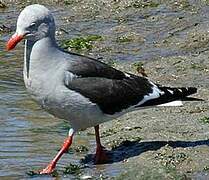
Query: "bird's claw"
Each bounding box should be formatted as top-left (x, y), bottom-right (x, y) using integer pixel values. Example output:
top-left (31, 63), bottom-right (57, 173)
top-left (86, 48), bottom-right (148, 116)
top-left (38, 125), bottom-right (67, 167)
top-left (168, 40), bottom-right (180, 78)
top-left (39, 162), bottom-right (55, 174)
top-left (94, 146), bottom-right (109, 164)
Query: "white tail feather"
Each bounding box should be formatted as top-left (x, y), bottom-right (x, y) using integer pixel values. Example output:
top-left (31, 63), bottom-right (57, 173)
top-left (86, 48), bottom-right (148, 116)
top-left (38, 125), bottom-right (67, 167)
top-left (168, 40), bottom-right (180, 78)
top-left (157, 100), bottom-right (183, 107)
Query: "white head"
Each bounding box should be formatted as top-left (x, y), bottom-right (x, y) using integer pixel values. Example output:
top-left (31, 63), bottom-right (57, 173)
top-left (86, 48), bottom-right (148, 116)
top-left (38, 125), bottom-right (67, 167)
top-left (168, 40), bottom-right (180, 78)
top-left (7, 4), bottom-right (55, 50)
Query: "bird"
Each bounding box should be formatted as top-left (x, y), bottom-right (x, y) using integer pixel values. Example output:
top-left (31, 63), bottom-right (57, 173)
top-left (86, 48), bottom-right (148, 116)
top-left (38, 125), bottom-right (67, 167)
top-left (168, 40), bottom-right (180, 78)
top-left (6, 4), bottom-right (198, 174)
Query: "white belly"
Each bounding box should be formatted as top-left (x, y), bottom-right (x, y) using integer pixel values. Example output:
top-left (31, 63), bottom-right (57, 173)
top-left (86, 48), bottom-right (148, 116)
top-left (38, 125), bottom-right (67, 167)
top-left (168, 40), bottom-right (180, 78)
top-left (26, 80), bottom-right (112, 130)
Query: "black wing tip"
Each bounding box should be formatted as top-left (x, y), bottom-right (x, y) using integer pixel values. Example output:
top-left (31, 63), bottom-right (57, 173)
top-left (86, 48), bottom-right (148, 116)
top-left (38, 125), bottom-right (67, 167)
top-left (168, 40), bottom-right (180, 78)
top-left (163, 86), bottom-right (197, 97)
top-left (189, 87), bottom-right (197, 92)
top-left (169, 86), bottom-right (197, 98)
top-left (182, 97), bottom-right (204, 101)
top-left (184, 87), bottom-right (197, 96)
top-left (182, 87), bottom-right (204, 101)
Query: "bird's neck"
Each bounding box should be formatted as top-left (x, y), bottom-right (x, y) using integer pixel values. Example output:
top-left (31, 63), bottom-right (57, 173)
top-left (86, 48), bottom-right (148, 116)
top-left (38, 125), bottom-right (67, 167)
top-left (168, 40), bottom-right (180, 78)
top-left (24, 36), bottom-right (58, 78)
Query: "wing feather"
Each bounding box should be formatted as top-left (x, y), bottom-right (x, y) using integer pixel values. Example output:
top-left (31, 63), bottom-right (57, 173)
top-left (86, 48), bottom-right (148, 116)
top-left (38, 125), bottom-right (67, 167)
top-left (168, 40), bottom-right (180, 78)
top-left (65, 75), bottom-right (153, 114)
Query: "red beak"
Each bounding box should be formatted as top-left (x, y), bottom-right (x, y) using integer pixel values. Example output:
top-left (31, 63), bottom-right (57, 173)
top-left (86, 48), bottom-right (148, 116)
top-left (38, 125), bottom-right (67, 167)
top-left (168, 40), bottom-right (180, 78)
top-left (6, 33), bottom-right (24, 51)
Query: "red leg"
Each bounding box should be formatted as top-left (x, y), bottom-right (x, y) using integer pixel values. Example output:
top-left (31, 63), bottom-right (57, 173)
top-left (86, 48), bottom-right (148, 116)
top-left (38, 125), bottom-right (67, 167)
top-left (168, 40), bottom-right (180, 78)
top-left (94, 125), bottom-right (109, 164)
top-left (39, 129), bottom-right (74, 174)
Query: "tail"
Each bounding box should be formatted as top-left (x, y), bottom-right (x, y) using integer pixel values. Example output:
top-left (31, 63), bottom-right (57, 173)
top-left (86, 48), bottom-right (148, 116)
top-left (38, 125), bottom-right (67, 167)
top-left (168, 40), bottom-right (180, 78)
top-left (139, 86), bottom-right (199, 107)
top-left (158, 86), bottom-right (201, 106)
top-left (159, 86), bottom-right (197, 99)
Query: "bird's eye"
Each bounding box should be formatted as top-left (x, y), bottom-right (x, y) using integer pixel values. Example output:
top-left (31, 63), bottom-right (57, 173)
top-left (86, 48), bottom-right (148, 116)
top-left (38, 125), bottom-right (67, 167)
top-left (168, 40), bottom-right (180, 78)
top-left (28, 23), bottom-right (36, 28)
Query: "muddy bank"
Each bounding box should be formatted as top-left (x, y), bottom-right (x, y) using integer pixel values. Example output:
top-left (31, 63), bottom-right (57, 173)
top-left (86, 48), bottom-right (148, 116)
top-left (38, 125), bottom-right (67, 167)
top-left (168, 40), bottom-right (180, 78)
top-left (3, 0), bottom-right (209, 61)
top-left (94, 53), bottom-right (209, 179)
top-left (0, 0), bottom-right (209, 179)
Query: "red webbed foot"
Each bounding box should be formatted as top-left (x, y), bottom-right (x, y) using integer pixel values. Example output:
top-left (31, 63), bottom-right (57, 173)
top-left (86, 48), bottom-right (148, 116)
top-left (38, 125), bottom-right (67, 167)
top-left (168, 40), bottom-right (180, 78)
top-left (94, 145), bottom-right (109, 164)
top-left (39, 162), bottom-right (56, 174)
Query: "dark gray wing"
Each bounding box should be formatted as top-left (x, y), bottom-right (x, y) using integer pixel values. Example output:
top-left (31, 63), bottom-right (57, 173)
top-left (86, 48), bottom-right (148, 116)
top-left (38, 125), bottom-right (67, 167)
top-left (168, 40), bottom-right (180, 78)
top-left (67, 53), bottom-right (125, 79)
top-left (65, 75), bottom-right (197, 115)
top-left (64, 53), bottom-right (197, 114)
top-left (65, 74), bottom-right (153, 115)
top-left (64, 53), bottom-right (154, 114)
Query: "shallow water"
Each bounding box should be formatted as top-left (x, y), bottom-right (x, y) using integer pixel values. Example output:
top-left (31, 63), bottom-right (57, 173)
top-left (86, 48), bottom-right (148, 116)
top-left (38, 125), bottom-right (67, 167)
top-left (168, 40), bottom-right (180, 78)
top-left (0, 2), bottom-right (125, 179)
top-left (1, 0), bottom-right (209, 179)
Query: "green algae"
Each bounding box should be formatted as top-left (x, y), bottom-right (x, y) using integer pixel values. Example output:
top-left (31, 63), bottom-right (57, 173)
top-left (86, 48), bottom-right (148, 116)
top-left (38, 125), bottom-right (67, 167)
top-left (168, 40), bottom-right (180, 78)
top-left (61, 35), bottom-right (103, 51)
top-left (132, 1), bottom-right (159, 9)
top-left (199, 116), bottom-right (209, 124)
top-left (63, 163), bottom-right (81, 175)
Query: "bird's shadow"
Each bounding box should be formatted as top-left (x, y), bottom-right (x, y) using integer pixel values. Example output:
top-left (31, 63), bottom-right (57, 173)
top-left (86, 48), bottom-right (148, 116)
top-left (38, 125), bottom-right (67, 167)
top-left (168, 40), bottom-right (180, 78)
top-left (81, 139), bottom-right (209, 164)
